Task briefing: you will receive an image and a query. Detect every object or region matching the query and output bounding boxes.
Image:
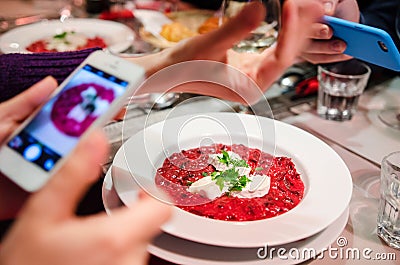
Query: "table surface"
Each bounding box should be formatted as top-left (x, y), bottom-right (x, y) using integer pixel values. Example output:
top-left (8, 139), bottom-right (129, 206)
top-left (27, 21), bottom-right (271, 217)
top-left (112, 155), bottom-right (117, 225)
top-left (102, 78), bottom-right (400, 265)
top-left (1, 1), bottom-right (399, 264)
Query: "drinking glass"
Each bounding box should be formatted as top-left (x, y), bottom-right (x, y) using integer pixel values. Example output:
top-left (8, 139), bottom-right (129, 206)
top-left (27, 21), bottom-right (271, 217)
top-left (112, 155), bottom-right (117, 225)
top-left (377, 7), bottom-right (400, 130)
top-left (221, 0), bottom-right (281, 53)
top-left (317, 59), bottom-right (371, 121)
top-left (377, 151), bottom-right (400, 249)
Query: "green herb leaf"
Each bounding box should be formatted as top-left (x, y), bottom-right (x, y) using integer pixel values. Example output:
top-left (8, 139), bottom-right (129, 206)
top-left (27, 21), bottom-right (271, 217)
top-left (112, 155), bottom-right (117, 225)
top-left (210, 171), bottom-right (219, 180)
top-left (215, 177), bottom-right (225, 191)
top-left (239, 175), bottom-right (250, 186)
top-left (231, 159), bottom-right (249, 168)
top-left (54, 32), bottom-right (68, 39)
top-left (219, 150), bottom-right (230, 165)
top-left (220, 168), bottom-right (239, 183)
top-left (255, 167), bottom-right (264, 171)
top-left (210, 150), bottom-right (252, 192)
top-left (201, 172), bottom-right (208, 177)
top-left (230, 175), bottom-right (251, 192)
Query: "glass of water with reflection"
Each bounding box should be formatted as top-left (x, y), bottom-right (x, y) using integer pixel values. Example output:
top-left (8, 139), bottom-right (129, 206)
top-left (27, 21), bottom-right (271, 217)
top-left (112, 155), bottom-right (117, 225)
top-left (317, 59), bottom-right (371, 121)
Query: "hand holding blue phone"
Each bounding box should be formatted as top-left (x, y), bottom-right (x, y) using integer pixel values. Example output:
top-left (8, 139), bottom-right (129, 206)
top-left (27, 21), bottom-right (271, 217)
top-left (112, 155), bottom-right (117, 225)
top-left (323, 15), bottom-right (400, 72)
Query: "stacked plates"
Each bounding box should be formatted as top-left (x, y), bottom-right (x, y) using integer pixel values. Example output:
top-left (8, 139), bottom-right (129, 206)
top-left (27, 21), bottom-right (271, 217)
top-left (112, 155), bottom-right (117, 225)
top-left (102, 113), bottom-right (352, 264)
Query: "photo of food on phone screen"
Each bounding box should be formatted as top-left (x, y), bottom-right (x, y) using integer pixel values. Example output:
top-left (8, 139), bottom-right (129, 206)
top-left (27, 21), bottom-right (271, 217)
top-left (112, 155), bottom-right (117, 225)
top-left (7, 64), bottom-right (129, 172)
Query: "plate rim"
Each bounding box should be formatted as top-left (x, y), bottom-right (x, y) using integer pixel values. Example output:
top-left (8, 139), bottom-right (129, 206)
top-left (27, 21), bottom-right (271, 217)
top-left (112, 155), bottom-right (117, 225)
top-left (112, 113), bottom-right (353, 247)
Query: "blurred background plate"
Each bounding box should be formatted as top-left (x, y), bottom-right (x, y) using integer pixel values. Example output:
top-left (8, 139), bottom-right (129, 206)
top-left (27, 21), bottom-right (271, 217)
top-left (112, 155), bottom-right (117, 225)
top-left (0, 18), bottom-right (134, 53)
top-left (138, 9), bottom-right (215, 49)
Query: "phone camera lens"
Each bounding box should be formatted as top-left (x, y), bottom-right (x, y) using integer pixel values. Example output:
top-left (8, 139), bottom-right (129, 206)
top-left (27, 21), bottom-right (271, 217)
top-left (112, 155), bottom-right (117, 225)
top-left (378, 41), bottom-right (389, 52)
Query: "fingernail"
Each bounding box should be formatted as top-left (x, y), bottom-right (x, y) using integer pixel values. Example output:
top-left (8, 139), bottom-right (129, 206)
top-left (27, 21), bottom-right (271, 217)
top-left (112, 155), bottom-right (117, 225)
top-left (319, 26), bottom-right (329, 38)
top-left (324, 1), bottom-right (333, 13)
top-left (331, 40), bottom-right (344, 52)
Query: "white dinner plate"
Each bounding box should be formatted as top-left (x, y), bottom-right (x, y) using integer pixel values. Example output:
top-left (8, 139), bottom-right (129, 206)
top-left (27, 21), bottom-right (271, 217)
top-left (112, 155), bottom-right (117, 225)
top-left (103, 168), bottom-right (350, 265)
top-left (0, 18), bottom-right (134, 54)
top-left (112, 113), bottom-right (352, 248)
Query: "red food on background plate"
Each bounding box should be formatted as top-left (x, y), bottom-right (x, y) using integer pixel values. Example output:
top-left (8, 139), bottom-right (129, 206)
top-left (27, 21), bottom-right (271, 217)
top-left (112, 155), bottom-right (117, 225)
top-left (26, 31), bottom-right (107, 53)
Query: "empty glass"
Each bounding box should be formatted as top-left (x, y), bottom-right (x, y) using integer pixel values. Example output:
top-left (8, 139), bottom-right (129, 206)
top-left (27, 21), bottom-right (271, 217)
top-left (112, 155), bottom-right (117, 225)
top-left (377, 151), bottom-right (400, 249)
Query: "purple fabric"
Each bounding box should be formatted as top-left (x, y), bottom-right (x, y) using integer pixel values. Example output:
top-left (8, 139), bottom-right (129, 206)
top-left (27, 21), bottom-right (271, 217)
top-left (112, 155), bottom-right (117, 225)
top-left (0, 47), bottom-right (101, 102)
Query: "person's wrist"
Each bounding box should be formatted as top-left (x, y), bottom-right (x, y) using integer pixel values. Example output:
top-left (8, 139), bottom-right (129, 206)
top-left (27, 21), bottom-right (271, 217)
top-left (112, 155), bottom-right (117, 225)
top-left (126, 48), bottom-right (174, 78)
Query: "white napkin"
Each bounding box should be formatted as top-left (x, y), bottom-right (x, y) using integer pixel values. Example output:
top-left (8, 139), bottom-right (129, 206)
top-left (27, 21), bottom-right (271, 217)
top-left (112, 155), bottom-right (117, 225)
top-left (283, 77), bottom-right (400, 166)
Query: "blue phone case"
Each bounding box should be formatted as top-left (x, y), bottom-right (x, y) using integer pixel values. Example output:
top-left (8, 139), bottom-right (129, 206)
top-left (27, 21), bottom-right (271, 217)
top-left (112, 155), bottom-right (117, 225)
top-left (323, 15), bottom-right (400, 71)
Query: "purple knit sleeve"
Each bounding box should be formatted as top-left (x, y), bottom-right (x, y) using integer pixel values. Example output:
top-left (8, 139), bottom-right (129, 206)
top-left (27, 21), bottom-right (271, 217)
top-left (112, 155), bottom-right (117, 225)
top-left (0, 47), bottom-right (101, 102)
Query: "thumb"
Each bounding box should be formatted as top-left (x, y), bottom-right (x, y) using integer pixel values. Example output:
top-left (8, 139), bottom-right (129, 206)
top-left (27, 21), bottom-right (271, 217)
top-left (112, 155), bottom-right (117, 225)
top-left (0, 76), bottom-right (58, 122)
top-left (274, 0), bottom-right (324, 66)
top-left (26, 130), bottom-right (109, 220)
top-left (321, 0), bottom-right (339, 15)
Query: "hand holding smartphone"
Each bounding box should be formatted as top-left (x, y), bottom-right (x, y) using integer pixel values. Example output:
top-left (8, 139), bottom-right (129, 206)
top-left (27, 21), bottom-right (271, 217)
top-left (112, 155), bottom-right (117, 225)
top-left (0, 51), bottom-right (145, 191)
top-left (323, 15), bottom-right (400, 72)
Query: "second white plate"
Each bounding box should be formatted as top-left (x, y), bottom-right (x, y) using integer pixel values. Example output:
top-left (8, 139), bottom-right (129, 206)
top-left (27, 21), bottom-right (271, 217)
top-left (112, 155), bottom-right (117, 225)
top-left (103, 169), bottom-right (350, 265)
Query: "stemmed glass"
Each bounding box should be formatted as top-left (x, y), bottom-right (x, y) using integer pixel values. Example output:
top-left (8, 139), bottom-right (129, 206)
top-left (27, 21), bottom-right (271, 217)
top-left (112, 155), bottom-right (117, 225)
top-left (377, 7), bottom-right (400, 129)
top-left (220, 0), bottom-right (280, 54)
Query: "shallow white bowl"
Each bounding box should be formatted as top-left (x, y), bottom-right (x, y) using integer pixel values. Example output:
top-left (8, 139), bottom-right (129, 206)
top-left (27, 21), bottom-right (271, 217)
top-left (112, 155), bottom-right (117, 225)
top-left (112, 112), bottom-right (352, 248)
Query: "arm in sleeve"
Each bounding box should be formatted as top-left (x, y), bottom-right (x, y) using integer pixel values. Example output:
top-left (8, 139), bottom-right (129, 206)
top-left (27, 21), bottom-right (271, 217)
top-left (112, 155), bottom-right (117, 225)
top-left (0, 48), bottom-right (100, 103)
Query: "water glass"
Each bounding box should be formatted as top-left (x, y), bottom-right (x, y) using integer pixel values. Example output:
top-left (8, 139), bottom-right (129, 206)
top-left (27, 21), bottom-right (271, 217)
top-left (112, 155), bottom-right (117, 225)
top-left (377, 151), bottom-right (400, 249)
top-left (317, 59), bottom-right (371, 121)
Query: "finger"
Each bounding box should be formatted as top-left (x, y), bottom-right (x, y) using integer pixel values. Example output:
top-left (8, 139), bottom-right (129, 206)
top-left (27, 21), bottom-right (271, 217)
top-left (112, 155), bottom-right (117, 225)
top-left (254, 0), bottom-right (323, 91)
top-left (300, 53), bottom-right (352, 64)
top-left (0, 76), bottom-right (58, 122)
top-left (309, 22), bottom-right (333, 40)
top-left (27, 130), bottom-right (109, 220)
top-left (321, 0), bottom-right (339, 15)
top-left (274, 0), bottom-right (324, 67)
top-left (304, 39), bottom-right (346, 54)
top-left (105, 192), bottom-right (172, 242)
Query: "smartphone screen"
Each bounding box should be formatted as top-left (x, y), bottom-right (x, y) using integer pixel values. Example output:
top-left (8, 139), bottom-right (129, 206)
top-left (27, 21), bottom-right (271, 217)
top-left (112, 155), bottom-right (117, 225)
top-left (7, 64), bottom-right (129, 172)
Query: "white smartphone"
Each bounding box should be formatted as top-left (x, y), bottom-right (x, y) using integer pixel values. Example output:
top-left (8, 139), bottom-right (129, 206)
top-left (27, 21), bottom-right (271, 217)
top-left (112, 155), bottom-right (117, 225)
top-left (0, 50), bottom-right (145, 191)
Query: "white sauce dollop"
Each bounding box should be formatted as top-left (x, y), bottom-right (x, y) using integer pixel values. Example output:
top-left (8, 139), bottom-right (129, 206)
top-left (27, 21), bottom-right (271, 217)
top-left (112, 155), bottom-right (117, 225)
top-left (46, 31), bottom-right (88, 52)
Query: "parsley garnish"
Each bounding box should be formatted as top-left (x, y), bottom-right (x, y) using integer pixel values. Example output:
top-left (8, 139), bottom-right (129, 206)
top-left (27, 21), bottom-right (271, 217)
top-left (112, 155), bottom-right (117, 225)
top-left (255, 167), bottom-right (264, 171)
top-left (54, 32), bottom-right (68, 39)
top-left (218, 150), bottom-right (249, 168)
top-left (219, 150), bottom-right (230, 165)
top-left (203, 150), bottom-right (251, 193)
top-left (230, 175), bottom-right (251, 191)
